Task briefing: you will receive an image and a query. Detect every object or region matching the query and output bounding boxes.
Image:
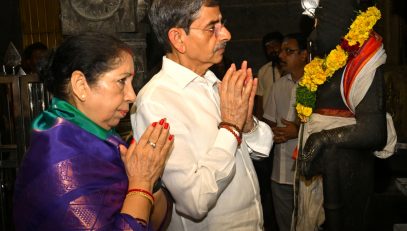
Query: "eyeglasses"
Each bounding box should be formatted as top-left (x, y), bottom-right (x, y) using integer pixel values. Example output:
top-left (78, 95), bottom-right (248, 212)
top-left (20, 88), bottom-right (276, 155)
top-left (189, 19), bottom-right (227, 38)
top-left (281, 48), bottom-right (300, 55)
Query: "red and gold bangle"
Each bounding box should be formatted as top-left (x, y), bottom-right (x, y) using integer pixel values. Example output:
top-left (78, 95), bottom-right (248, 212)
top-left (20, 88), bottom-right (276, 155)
top-left (219, 124), bottom-right (242, 145)
top-left (128, 188), bottom-right (154, 200)
top-left (126, 191), bottom-right (154, 206)
top-left (127, 188), bottom-right (155, 204)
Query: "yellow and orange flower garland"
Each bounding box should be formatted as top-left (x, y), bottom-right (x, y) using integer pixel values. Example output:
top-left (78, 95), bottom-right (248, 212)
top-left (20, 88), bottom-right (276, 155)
top-left (295, 6), bottom-right (382, 122)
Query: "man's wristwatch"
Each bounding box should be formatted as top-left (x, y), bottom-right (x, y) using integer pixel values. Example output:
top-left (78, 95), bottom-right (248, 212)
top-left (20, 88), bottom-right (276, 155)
top-left (245, 116), bottom-right (259, 134)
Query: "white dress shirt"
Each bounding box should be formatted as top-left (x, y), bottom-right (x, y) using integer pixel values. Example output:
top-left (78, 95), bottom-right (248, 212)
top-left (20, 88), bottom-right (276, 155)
top-left (256, 61), bottom-right (281, 109)
top-left (131, 56), bottom-right (273, 231)
top-left (263, 74), bottom-right (298, 185)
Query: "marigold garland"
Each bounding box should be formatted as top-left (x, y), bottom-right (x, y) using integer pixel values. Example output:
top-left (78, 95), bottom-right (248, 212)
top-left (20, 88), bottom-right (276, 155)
top-left (296, 6), bottom-right (381, 122)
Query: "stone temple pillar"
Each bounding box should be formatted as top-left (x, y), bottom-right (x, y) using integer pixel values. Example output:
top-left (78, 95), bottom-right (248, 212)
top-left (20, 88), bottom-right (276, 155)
top-left (59, 0), bottom-right (148, 91)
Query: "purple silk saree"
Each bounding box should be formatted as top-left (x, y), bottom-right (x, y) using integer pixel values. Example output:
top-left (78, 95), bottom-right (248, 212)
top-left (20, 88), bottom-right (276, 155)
top-left (13, 98), bottom-right (151, 230)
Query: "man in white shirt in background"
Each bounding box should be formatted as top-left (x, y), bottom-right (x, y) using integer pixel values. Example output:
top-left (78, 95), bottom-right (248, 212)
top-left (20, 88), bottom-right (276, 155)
top-left (263, 33), bottom-right (308, 231)
top-left (131, 0), bottom-right (273, 230)
top-left (255, 31), bottom-right (284, 119)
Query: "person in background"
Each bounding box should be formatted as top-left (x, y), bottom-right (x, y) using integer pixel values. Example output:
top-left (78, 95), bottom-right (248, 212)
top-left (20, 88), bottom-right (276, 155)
top-left (254, 31), bottom-right (284, 119)
top-left (19, 42), bottom-right (48, 74)
top-left (13, 33), bottom-right (174, 230)
top-left (131, 0), bottom-right (273, 230)
top-left (263, 33), bottom-right (308, 231)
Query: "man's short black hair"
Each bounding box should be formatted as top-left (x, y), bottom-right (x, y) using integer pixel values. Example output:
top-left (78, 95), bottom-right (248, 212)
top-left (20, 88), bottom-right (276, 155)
top-left (283, 33), bottom-right (308, 51)
top-left (262, 31), bottom-right (284, 47)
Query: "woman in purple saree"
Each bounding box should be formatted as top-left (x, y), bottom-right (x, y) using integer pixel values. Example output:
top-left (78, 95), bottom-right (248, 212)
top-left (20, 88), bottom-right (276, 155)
top-left (13, 33), bottom-right (174, 230)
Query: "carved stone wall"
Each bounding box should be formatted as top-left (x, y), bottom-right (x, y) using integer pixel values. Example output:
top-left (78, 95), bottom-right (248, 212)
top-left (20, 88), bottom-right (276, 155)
top-left (59, 0), bottom-right (148, 91)
top-left (60, 0), bottom-right (137, 34)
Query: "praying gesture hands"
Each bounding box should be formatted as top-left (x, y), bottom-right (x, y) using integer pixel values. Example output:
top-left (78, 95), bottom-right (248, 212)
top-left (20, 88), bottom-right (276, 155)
top-left (219, 61), bottom-right (258, 133)
top-left (119, 118), bottom-right (174, 191)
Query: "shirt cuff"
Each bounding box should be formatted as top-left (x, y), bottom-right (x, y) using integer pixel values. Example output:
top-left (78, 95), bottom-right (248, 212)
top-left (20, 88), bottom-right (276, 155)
top-left (243, 121), bottom-right (273, 156)
top-left (213, 128), bottom-right (238, 156)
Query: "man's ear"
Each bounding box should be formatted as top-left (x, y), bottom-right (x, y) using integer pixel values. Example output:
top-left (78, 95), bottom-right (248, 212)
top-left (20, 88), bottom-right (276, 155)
top-left (168, 28), bottom-right (186, 53)
top-left (70, 70), bottom-right (88, 102)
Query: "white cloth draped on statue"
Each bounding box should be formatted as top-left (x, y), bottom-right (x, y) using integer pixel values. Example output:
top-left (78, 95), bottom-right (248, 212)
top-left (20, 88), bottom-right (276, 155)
top-left (340, 45), bottom-right (396, 158)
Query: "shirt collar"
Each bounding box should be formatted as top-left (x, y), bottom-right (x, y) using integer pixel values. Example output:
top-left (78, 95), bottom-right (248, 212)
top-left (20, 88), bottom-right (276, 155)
top-left (286, 73), bottom-right (293, 81)
top-left (204, 69), bottom-right (220, 87)
top-left (162, 56), bottom-right (220, 88)
top-left (284, 73), bottom-right (302, 84)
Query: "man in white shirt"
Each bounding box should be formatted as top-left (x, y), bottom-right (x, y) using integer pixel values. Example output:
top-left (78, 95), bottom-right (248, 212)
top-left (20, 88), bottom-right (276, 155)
top-left (263, 33), bottom-right (308, 231)
top-left (255, 31), bottom-right (283, 119)
top-left (131, 1), bottom-right (273, 230)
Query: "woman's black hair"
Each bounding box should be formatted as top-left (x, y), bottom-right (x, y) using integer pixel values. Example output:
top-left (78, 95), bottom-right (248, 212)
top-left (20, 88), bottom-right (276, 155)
top-left (39, 32), bottom-right (133, 100)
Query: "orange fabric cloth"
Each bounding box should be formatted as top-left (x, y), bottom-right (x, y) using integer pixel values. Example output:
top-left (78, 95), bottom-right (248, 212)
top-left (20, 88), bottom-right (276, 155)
top-left (342, 32), bottom-right (383, 107)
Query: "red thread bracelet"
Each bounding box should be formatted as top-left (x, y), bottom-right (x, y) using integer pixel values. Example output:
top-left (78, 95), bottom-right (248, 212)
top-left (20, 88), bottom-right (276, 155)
top-left (127, 191), bottom-right (154, 205)
top-left (219, 124), bottom-right (242, 145)
top-left (127, 188), bottom-right (155, 202)
top-left (218, 122), bottom-right (242, 137)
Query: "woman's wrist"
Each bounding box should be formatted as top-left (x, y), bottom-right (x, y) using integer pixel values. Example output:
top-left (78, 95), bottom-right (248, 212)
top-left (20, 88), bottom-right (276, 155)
top-left (121, 189), bottom-right (153, 224)
top-left (128, 180), bottom-right (153, 193)
top-left (127, 188), bottom-right (155, 205)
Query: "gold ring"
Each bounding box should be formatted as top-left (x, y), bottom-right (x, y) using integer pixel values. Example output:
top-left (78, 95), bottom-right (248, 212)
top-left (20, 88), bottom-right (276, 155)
top-left (148, 140), bottom-right (156, 148)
